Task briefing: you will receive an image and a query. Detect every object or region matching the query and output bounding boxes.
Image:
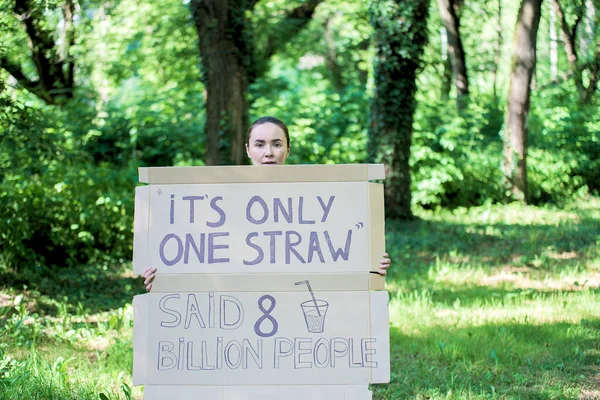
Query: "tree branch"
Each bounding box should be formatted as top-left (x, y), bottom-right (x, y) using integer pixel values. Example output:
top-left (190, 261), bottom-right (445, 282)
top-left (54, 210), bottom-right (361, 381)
top-left (585, 42), bottom-right (600, 100)
top-left (61, 0), bottom-right (76, 94)
top-left (553, 0), bottom-right (578, 66)
top-left (0, 56), bottom-right (36, 89)
top-left (13, 0), bottom-right (54, 90)
top-left (258, 0), bottom-right (324, 77)
top-left (8, 0), bottom-right (76, 103)
top-left (323, 16), bottom-right (344, 93)
top-left (0, 55), bottom-right (53, 103)
top-left (552, 0), bottom-right (600, 101)
top-left (552, 0), bottom-right (586, 99)
top-left (570, 2), bottom-right (583, 47)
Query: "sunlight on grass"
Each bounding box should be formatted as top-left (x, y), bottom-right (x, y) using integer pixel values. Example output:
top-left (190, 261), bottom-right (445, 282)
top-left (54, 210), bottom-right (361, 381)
top-left (2, 199), bottom-right (599, 399)
top-left (389, 288), bottom-right (600, 329)
top-left (377, 198), bottom-right (600, 399)
top-left (0, 297), bottom-right (139, 399)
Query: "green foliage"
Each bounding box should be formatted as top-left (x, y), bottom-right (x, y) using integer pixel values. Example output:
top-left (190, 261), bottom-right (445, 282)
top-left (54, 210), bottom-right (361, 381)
top-left (1, 0), bottom-right (599, 267)
top-left (410, 87), bottom-right (598, 208)
top-left (251, 64), bottom-right (370, 164)
top-left (0, 352), bottom-right (99, 399)
top-left (0, 94), bottom-right (135, 270)
top-left (407, 0), bottom-right (599, 209)
top-left (1, 0), bottom-right (208, 271)
top-left (528, 86), bottom-right (600, 203)
top-left (81, 0), bottom-right (206, 166)
top-left (250, 0), bottom-right (373, 165)
top-left (84, 96), bottom-right (205, 167)
top-left (412, 95), bottom-right (505, 208)
top-left (368, 0), bottom-right (430, 126)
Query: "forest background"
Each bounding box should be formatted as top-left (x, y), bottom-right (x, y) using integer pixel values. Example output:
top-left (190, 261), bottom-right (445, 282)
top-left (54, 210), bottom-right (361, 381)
top-left (0, 0), bottom-right (599, 399)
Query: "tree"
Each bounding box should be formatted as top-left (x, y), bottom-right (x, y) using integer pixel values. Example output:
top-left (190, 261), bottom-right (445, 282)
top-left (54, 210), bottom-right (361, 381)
top-left (188, 0), bottom-right (324, 165)
top-left (552, 0), bottom-right (600, 103)
top-left (503, 0), bottom-right (543, 203)
top-left (368, 0), bottom-right (430, 219)
top-left (491, 0), bottom-right (504, 99)
top-left (0, 0), bottom-right (77, 105)
top-left (437, 0), bottom-right (469, 110)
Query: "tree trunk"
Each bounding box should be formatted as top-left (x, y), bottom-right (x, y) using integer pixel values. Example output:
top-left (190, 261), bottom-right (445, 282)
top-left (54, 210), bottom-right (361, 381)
top-left (440, 27), bottom-right (453, 100)
top-left (437, 0), bottom-right (469, 110)
top-left (553, 0), bottom-right (600, 103)
top-left (189, 0), bottom-right (324, 166)
top-left (503, 0), bottom-right (542, 204)
top-left (324, 16), bottom-right (345, 94)
top-left (368, 0), bottom-right (429, 220)
top-left (580, 0), bottom-right (596, 56)
top-left (553, 0), bottom-right (584, 98)
top-left (491, 0), bottom-right (503, 100)
top-left (189, 0), bottom-right (250, 166)
top-left (549, 2), bottom-right (558, 81)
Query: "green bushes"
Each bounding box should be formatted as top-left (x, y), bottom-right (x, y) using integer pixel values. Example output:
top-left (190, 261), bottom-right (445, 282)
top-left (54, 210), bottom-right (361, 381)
top-left (410, 91), bottom-right (598, 209)
top-left (0, 96), bottom-right (136, 271)
top-left (529, 88), bottom-right (600, 202)
top-left (1, 162), bottom-right (136, 269)
top-left (1, 78), bottom-right (598, 273)
top-left (411, 98), bottom-right (504, 208)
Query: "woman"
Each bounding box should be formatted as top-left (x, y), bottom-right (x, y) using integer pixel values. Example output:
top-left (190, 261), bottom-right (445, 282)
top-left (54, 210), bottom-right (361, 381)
top-left (142, 116), bottom-right (391, 291)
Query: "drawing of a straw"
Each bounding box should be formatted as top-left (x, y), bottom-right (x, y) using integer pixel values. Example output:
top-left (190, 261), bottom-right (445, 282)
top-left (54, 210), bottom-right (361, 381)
top-left (295, 280), bottom-right (329, 333)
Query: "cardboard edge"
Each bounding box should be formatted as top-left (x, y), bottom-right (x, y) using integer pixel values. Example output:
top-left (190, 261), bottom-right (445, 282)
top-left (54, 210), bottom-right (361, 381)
top-left (368, 183), bottom-right (385, 274)
top-left (138, 164), bottom-right (384, 184)
top-left (151, 273), bottom-right (375, 293)
top-left (367, 164), bottom-right (385, 180)
top-left (132, 294), bottom-right (149, 386)
top-left (345, 385), bottom-right (373, 400)
top-left (369, 291), bottom-right (390, 384)
top-left (143, 385), bottom-right (372, 400)
top-left (369, 273), bottom-right (385, 290)
top-left (132, 186), bottom-right (150, 275)
top-left (139, 167), bottom-right (149, 183)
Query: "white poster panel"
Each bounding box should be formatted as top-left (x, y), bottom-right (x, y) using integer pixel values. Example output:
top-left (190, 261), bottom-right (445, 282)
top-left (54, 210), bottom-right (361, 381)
top-left (143, 385), bottom-right (373, 400)
top-left (139, 182), bottom-right (372, 274)
top-left (134, 290), bottom-right (389, 386)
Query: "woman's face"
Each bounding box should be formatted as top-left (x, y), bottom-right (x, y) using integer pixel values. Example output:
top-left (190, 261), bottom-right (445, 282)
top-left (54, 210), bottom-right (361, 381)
top-left (246, 122), bottom-right (290, 165)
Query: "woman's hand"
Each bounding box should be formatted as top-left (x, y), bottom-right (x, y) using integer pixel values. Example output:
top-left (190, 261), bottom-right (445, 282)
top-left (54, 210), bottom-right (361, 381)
top-left (378, 253), bottom-right (391, 276)
top-left (142, 267), bottom-right (157, 292)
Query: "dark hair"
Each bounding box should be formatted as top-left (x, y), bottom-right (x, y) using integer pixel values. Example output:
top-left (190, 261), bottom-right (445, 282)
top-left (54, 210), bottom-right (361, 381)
top-left (246, 116), bottom-right (290, 147)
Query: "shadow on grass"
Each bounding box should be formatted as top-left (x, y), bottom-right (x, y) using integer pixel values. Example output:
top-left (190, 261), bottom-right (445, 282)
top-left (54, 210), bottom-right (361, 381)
top-left (385, 213), bottom-right (600, 285)
top-left (0, 263), bottom-right (143, 315)
top-left (373, 318), bottom-right (600, 399)
top-left (401, 284), bottom-right (600, 307)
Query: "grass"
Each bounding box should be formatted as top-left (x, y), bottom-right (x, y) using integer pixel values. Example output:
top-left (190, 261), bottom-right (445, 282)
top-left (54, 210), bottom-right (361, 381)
top-left (373, 198), bottom-right (600, 399)
top-left (1, 198), bottom-right (599, 399)
top-left (0, 265), bottom-right (142, 399)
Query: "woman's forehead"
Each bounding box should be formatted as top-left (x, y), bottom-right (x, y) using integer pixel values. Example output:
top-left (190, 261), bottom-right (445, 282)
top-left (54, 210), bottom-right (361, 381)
top-left (250, 123), bottom-right (286, 141)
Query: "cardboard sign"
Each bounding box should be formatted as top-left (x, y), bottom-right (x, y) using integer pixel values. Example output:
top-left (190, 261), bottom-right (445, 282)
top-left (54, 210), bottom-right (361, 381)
top-left (134, 181), bottom-right (385, 278)
top-left (132, 165), bottom-right (389, 399)
top-left (133, 291), bottom-right (389, 386)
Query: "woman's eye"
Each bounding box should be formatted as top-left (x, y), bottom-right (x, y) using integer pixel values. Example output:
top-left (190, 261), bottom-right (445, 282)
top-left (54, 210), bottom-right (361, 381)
top-left (274, 143), bottom-right (282, 148)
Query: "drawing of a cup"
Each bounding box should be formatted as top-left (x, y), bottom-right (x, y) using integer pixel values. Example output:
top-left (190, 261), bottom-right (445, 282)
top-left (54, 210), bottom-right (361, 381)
top-left (300, 299), bottom-right (329, 333)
